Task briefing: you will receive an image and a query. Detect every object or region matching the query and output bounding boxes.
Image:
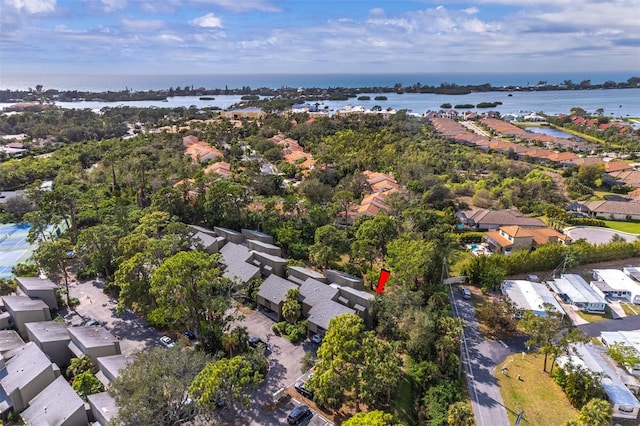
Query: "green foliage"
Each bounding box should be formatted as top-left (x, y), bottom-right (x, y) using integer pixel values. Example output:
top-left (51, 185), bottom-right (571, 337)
top-left (577, 398), bottom-right (612, 426)
top-left (71, 371), bottom-right (104, 399)
top-left (272, 320), bottom-right (308, 343)
top-left (456, 232), bottom-right (485, 244)
top-left (190, 355), bottom-right (263, 426)
top-left (607, 342), bottom-right (640, 370)
top-left (110, 347), bottom-right (212, 426)
top-left (342, 410), bottom-right (403, 426)
top-left (66, 355), bottom-right (97, 379)
top-left (11, 262), bottom-right (38, 277)
top-left (475, 299), bottom-right (518, 338)
top-left (447, 401), bottom-right (475, 426)
top-left (420, 381), bottom-right (464, 425)
top-left (0, 278), bottom-right (18, 296)
top-left (551, 364), bottom-right (606, 409)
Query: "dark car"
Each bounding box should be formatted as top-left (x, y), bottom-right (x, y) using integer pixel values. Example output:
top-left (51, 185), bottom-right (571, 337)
top-left (249, 336), bottom-right (269, 353)
top-left (182, 330), bottom-right (196, 340)
top-left (294, 380), bottom-right (314, 400)
top-left (287, 405), bottom-right (312, 425)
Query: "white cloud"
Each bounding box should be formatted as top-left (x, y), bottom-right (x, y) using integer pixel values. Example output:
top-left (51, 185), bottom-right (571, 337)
top-left (157, 33), bottom-right (183, 42)
top-left (189, 13), bottom-right (223, 28)
top-left (101, 0), bottom-right (126, 12)
top-left (5, 0), bottom-right (55, 13)
top-left (462, 7), bottom-right (478, 14)
top-left (189, 0), bottom-right (280, 13)
top-left (121, 18), bottom-right (164, 31)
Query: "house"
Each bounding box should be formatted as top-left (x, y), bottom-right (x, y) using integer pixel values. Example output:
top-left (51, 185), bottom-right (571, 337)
top-left (204, 161), bottom-right (231, 178)
top-left (501, 280), bottom-right (565, 318)
top-left (0, 342), bottom-right (59, 413)
top-left (221, 107), bottom-right (265, 120)
top-left (87, 392), bottom-right (119, 426)
top-left (286, 266), bottom-right (327, 286)
top-left (246, 239), bottom-right (281, 257)
top-left (591, 269), bottom-right (640, 304)
top-left (547, 274), bottom-right (607, 313)
top-left (25, 321), bottom-right (72, 368)
top-left (184, 142), bottom-right (224, 163)
top-left (219, 242), bottom-right (260, 284)
top-left (21, 376), bottom-right (87, 426)
top-left (96, 354), bottom-right (135, 387)
top-left (457, 208), bottom-right (546, 231)
top-left (335, 286), bottom-right (375, 327)
top-left (256, 275), bottom-right (298, 321)
top-left (577, 200), bottom-right (640, 221)
top-left (0, 331), bottom-right (24, 355)
top-left (484, 225), bottom-right (571, 254)
top-left (1, 296), bottom-right (52, 335)
top-left (67, 327), bottom-right (121, 365)
top-left (324, 269), bottom-right (365, 291)
top-left (15, 277), bottom-right (58, 310)
top-left (299, 278), bottom-right (340, 317)
top-left (307, 299), bottom-right (355, 335)
top-left (600, 330), bottom-right (640, 376)
top-left (251, 251), bottom-right (287, 277)
top-left (557, 342), bottom-right (640, 419)
top-left (192, 231), bottom-right (225, 254)
top-left (214, 227), bottom-right (244, 244)
top-left (241, 229), bottom-right (274, 244)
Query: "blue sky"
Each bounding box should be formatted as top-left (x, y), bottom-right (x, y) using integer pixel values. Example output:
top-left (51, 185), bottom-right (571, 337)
top-left (1, 0), bottom-right (639, 76)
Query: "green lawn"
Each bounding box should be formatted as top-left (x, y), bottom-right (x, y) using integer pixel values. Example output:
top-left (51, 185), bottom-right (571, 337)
top-left (603, 220), bottom-right (640, 234)
top-left (575, 305), bottom-right (613, 322)
top-left (391, 372), bottom-right (417, 426)
top-left (497, 353), bottom-right (578, 426)
top-left (620, 303), bottom-right (640, 316)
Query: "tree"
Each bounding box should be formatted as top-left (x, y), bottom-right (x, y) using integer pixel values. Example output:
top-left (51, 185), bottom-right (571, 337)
top-left (190, 355), bottom-right (263, 426)
top-left (475, 299), bottom-right (518, 338)
top-left (342, 410), bottom-right (402, 426)
top-left (607, 342), bottom-right (640, 370)
top-left (518, 305), bottom-right (564, 372)
top-left (577, 398), bottom-right (612, 426)
top-left (309, 313), bottom-right (403, 411)
top-left (447, 402), bottom-right (475, 426)
top-left (282, 288), bottom-right (301, 324)
top-left (385, 238), bottom-right (438, 290)
top-left (149, 251), bottom-right (233, 350)
top-left (552, 363), bottom-right (606, 409)
top-left (71, 371), bottom-right (104, 399)
top-left (33, 237), bottom-right (74, 306)
top-left (110, 348), bottom-right (212, 426)
top-left (308, 224), bottom-right (347, 269)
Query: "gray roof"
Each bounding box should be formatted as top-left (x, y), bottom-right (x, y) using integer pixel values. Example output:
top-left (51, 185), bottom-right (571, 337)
top-left (220, 242), bottom-right (253, 263)
top-left (0, 331), bottom-right (24, 354)
top-left (189, 224), bottom-right (216, 235)
top-left (0, 342), bottom-right (52, 395)
top-left (25, 321), bottom-right (70, 344)
top-left (247, 239), bottom-right (281, 251)
top-left (502, 280), bottom-right (565, 316)
top-left (257, 275), bottom-right (298, 305)
top-left (1, 295), bottom-right (49, 312)
top-left (464, 208), bottom-right (546, 228)
top-left (87, 392), bottom-right (119, 424)
top-left (299, 278), bottom-right (339, 308)
top-left (21, 376), bottom-right (86, 426)
top-left (307, 300), bottom-right (355, 330)
top-left (550, 274), bottom-right (607, 305)
top-left (15, 276), bottom-right (57, 291)
top-left (193, 231), bottom-right (224, 249)
top-left (338, 286), bottom-right (375, 301)
top-left (252, 250), bottom-right (286, 263)
top-left (97, 354), bottom-right (135, 380)
top-left (287, 265), bottom-right (326, 281)
top-left (67, 326), bottom-right (119, 350)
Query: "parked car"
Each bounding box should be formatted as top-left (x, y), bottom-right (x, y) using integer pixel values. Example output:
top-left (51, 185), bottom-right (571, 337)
top-left (294, 380), bottom-right (314, 400)
top-left (249, 336), bottom-right (269, 353)
top-left (84, 319), bottom-right (99, 327)
top-left (160, 335), bottom-right (176, 348)
top-left (287, 405), bottom-right (312, 424)
top-left (460, 287), bottom-right (472, 299)
top-left (182, 330), bottom-right (196, 340)
top-left (310, 334), bottom-right (322, 344)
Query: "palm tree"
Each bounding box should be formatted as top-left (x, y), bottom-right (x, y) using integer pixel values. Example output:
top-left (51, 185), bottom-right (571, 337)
top-left (282, 288), bottom-right (301, 324)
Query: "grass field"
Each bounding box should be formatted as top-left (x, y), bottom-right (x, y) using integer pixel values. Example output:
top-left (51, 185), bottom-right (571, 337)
top-left (391, 373), bottom-right (417, 425)
top-left (496, 353), bottom-right (578, 426)
top-left (576, 305), bottom-right (613, 322)
top-left (603, 220), bottom-right (640, 235)
top-left (620, 302), bottom-right (640, 316)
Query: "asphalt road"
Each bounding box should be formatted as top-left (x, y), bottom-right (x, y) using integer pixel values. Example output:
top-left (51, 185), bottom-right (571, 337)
top-left (450, 286), bottom-right (515, 426)
top-left (578, 313), bottom-right (640, 336)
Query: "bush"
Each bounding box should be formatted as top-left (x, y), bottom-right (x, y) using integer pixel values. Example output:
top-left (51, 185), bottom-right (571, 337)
top-left (75, 266), bottom-right (97, 281)
top-left (272, 320), bottom-right (308, 343)
top-left (456, 232), bottom-right (485, 244)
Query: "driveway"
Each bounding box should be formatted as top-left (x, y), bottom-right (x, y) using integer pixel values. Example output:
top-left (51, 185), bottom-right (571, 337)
top-left (450, 286), bottom-right (518, 426)
top-left (565, 226), bottom-right (638, 244)
top-left (579, 313), bottom-right (640, 337)
top-left (65, 279), bottom-right (160, 355)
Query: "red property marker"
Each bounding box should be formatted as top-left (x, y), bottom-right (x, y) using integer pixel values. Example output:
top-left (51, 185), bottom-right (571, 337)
top-left (376, 269), bottom-right (391, 294)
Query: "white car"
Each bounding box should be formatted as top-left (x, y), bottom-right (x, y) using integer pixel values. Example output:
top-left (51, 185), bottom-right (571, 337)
top-left (311, 334), bottom-right (323, 344)
top-left (160, 335), bottom-right (176, 348)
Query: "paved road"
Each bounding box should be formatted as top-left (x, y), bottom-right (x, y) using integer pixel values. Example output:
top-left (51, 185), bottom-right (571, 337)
top-left (450, 286), bottom-right (515, 426)
top-left (578, 313), bottom-right (640, 337)
top-left (565, 226), bottom-right (638, 244)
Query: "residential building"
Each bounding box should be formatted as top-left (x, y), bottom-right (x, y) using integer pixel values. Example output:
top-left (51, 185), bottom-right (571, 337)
top-left (501, 280), bottom-right (565, 318)
top-left (299, 278), bottom-right (340, 317)
top-left (21, 376), bottom-right (87, 426)
top-left (25, 321), bottom-right (72, 368)
top-left (219, 242), bottom-right (260, 284)
top-left (67, 327), bottom-right (121, 365)
top-left (96, 354), bottom-right (135, 387)
top-left (591, 269), bottom-right (640, 304)
top-left (457, 208), bottom-right (546, 231)
top-left (246, 239), bottom-right (282, 257)
top-left (0, 342), bottom-right (60, 413)
top-left (204, 161), bottom-right (231, 178)
top-left (307, 299), bottom-right (355, 335)
top-left (0, 331), bottom-right (24, 355)
top-left (88, 392), bottom-right (119, 426)
top-left (325, 269), bottom-right (365, 291)
top-left (600, 330), bottom-right (640, 376)
top-left (256, 275), bottom-right (298, 321)
top-left (557, 342), bottom-right (640, 419)
top-left (192, 231), bottom-right (225, 254)
top-left (286, 266), bottom-right (327, 286)
top-left (336, 286), bottom-right (375, 327)
top-left (15, 277), bottom-right (58, 310)
top-left (485, 225), bottom-right (571, 254)
top-left (214, 227), bottom-right (244, 244)
top-left (577, 200), bottom-right (640, 221)
top-left (1, 296), bottom-right (52, 335)
top-left (548, 274), bottom-right (607, 313)
top-left (241, 229), bottom-right (274, 244)
top-left (252, 251), bottom-right (287, 277)
top-left (221, 107), bottom-right (265, 120)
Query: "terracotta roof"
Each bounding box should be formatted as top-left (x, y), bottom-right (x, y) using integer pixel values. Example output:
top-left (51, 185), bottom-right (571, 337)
top-left (500, 225), bottom-right (533, 238)
top-left (605, 161), bottom-right (632, 173)
top-left (485, 230), bottom-right (513, 248)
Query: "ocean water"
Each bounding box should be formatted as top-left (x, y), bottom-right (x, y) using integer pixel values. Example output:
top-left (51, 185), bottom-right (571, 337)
top-left (1, 71), bottom-right (637, 92)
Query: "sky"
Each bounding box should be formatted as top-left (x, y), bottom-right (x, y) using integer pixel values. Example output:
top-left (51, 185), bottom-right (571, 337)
top-left (1, 0), bottom-right (639, 76)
